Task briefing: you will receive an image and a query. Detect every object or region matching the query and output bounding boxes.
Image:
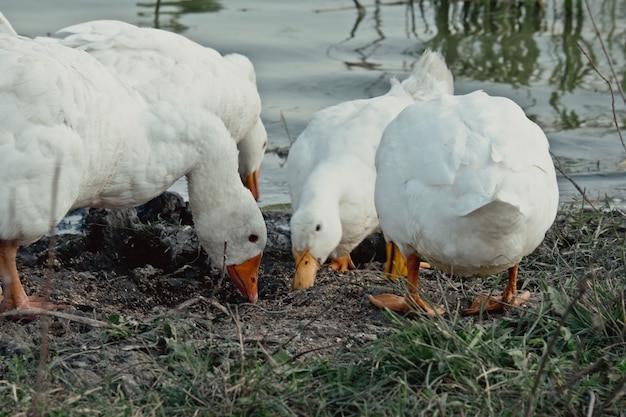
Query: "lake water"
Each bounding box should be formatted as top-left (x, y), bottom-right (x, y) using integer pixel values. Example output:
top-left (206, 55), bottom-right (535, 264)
top-left (2, 0), bottom-right (625, 210)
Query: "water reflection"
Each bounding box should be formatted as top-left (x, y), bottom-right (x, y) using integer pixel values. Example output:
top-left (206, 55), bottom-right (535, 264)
top-left (423, 1), bottom-right (543, 87)
top-left (340, 1), bottom-right (385, 70)
top-left (333, 0), bottom-right (625, 131)
top-left (136, 0), bottom-right (221, 32)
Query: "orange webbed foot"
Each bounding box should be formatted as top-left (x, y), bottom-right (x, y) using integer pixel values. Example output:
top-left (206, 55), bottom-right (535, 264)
top-left (369, 293), bottom-right (444, 316)
top-left (464, 290), bottom-right (531, 315)
top-left (0, 295), bottom-right (74, 320)
top-left (372, 253), bottom-right (444, 317)
top-left (369, 293), bottom-right (409, 313)
top-left (21, 296), bottom-right (74, 311)
top-left (328, 254), bottom-right (355, 272)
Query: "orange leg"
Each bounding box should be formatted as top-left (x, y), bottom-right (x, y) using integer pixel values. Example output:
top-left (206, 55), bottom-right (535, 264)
top-left (370, 254), bottom-right (444, 316)
top-left (0, 242), bottom-right (73, 314)
top-left (384, 242), bottom-right (408, 279)
top-left (464, 264), bottom-right (531, 315)
top-left (383, 241), bottom-right (430, 279)
top-left (0, 243), bottom-right (30, 312)
top-left (328, 254), bottom-right (355, 272)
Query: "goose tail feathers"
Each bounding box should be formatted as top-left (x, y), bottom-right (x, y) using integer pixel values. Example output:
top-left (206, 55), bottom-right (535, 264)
top-left (400, 49), bottom-right (454, 101)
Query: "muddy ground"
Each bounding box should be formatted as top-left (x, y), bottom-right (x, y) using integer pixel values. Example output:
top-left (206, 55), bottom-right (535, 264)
top-left (0, 192), bottom-right (546, 393)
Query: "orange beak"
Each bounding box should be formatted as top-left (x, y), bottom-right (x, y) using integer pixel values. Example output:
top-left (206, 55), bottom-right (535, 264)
top-left (244, 168), bottom-right (261, 201)
top-left (292, 248), bottom-right (319, 289)
top-left (227, 252), bottom-right (262, 303)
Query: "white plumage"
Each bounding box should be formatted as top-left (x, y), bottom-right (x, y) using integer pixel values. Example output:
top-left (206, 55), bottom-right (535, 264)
top-left (0, 33), bottom-right (266, 312)
top-left (287, 50), bottom-right (453, 289)
top-left (47, 20), bottom-right (267, 200)
top-left (370, 89), bottom-right (559, 315)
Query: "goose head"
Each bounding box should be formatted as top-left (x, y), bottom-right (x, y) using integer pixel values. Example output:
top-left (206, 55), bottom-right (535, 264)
top-left (183, 111), bottom-right (268, 303)
top-left (289, 207), bottom-right (342, 290)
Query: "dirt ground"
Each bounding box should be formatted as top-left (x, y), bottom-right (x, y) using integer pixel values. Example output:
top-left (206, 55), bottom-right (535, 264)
top-left (0, 192), bottom-right (539, 388)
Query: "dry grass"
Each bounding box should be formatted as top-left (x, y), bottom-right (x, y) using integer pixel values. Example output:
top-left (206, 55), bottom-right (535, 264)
top-left (0, 207), bottom-right (624, 417)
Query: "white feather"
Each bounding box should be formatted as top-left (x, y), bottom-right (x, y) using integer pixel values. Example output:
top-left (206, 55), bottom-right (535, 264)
top-left (287, 50), bottom-right (454, 267)
top-left (0, 33), bottom-right (266, 269)
top-left (48, 20), bottom-right (267, 189)
top-left (375, 90), bottom-right (559, 277)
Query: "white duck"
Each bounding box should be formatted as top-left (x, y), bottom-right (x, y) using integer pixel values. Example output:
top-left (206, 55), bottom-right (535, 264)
top-left (369, 90), bottom-right (559, 316)
top-left (0, 33), bottom-right (266, 313)
top-left (287, 50), bottom-right (453, 289)
top-left (46, 19), bottom-right (267, 200)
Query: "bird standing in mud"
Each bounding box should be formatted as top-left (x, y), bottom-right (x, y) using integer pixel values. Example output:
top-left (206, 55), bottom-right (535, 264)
top-left (0, 32), bottom-right (266, 313)
top-left (287, 50), bottom-right (453, 290)
top-left (370, 89), bottom-right (559, 316)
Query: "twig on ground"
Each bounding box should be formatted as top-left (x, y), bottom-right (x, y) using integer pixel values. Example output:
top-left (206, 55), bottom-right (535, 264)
top-left (558, 357), bottom-right (607, 397)
top-left (586, 390), bottom-right (596, 417)
top-left (0, 308), bottom-right (122, 329)
top-left (525, 274), bottom-right (589, 417)
top-left (172, 295), bottom-right (225, 314)
top-left (0, 380), bottom-right (19, 405)
top-left (274, 291), bottom-right (342, 356)
top-left (232, 305), bottom-right (246, 367)
top-left (33, 162), bottom-right (63, 416)
top-left (181, 386), bottom-right (210, 408)
top-left (286, 344), bottom-right (339, 362)
top-left (599, 375), bottom-right (626, 415)
top-left (256, 341), bottom-right (280, 368)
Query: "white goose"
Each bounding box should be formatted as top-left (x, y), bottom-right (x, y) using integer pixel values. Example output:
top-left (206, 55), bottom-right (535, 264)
top-left (370, 90), bottom-right (559, 316)
top-left (287, 50), bottom-right (453, 289)
top-left (48, 20), bottom-right (267, 200)
top-left (0, 33), bottom-right (266, 313)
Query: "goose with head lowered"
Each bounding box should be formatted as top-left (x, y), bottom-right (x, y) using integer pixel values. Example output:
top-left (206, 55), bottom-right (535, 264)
top-left (287, 50), bottom-right (452, 290)
top-left (370, 89), bottom-right (559, 316)
top-left (0, 33), bottom-right (266, 313)
top-left (39, 19), bottom-right (267, 200)
top-left (0, 14), bottom-right (266, 201)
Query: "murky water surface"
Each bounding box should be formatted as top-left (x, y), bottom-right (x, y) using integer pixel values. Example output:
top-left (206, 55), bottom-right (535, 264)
top-left (2, 0), bottom-right (625, 209)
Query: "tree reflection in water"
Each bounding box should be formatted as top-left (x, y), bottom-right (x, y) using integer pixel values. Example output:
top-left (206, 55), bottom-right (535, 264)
top-left (328, 0), bottom-right (624, 130)
top-left (136, 0), bottom-right (222, 33)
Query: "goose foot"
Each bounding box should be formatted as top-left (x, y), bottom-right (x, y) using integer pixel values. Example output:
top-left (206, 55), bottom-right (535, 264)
top-left (369, 293), bottom-right (444, 316)
top-left (0, 295), bottom-right (74, 321)
top-left (464, 290), bottom-right (531, 315)
top-left (328, 254), bottom-right (355, 272)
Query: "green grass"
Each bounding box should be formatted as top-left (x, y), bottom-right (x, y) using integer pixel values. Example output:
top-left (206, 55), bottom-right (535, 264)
top-left (1, 208), bottom-right (625, 417)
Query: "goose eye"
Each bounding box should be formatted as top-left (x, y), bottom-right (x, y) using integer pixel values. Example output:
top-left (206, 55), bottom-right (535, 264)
top-left (249, 234), bottom-right (259, 243)
top-left (315, 224), bottom-right (322, 232)
top-left (262, 141), bottom-right (267, 150)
